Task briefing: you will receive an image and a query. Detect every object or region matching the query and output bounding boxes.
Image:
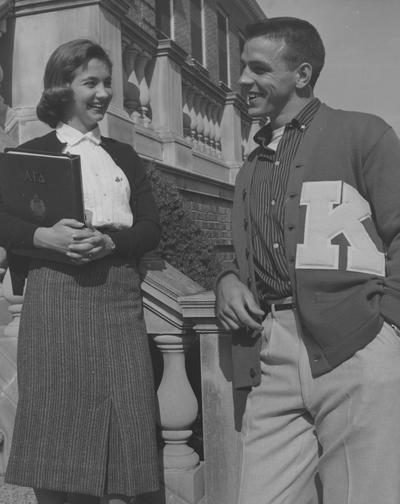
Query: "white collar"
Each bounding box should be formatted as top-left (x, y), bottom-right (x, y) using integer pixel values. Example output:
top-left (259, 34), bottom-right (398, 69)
top-left (56, 122), bottom-right (101, 147)
top-left (268, 126), bottom-right (285, 152)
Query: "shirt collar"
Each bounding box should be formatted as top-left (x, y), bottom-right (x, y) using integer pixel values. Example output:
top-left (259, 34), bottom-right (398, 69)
top-left (254, 98), bottom-right (321, 151)
top-left (56, 122), bottom-right (101, 147)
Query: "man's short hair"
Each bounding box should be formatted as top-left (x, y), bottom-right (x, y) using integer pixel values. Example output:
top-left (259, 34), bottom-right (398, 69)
top-left (245, 17), bottom-right (325, 88)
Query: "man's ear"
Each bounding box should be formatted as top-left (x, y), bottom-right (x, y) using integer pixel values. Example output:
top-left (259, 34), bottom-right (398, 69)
top-left (296, 62), bottom-right (313, 89)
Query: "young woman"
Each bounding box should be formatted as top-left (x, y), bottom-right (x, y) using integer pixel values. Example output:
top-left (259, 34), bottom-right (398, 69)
top-left (1, 39), bottom-right (161, 504)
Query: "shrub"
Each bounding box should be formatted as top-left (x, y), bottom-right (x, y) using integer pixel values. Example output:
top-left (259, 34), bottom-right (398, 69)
top-left (146, 163), bottom-right (222, 290)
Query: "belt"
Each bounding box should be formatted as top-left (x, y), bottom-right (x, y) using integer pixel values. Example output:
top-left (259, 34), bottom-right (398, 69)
top-left (259, 297), bottom-right (294, 313)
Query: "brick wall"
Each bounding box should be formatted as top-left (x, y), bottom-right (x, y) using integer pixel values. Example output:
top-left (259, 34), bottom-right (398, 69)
top-left (173, 0), bottom-right (191, 52)
top-left (128, 0), bottom-right (157, 38)
top-left (229, 28), bottom-right (242, 93)
top-left (141, 0), bottom-right (157, 37)
top-left (204, 0), bottom-right (219, 84)
top-left (182, 193), bottom-right (234, 265)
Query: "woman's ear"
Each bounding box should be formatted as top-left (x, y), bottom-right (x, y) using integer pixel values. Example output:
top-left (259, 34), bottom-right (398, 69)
top-left (295, 62), bottom-right (313, 89)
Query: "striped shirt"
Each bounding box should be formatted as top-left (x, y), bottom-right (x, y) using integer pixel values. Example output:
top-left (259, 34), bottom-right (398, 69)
top-left (250, 98), bottom-right (321, 300)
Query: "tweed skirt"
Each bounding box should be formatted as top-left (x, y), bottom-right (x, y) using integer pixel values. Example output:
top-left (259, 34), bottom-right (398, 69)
top-left (5, 256), bottom-right (160, 497)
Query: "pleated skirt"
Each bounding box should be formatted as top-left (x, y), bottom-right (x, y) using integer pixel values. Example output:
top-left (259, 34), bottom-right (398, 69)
top-left (5, 256), bottom-right (160, 497)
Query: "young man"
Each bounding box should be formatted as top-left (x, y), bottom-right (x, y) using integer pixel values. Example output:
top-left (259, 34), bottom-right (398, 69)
top-left (215, 17), bottom-right (400, 504)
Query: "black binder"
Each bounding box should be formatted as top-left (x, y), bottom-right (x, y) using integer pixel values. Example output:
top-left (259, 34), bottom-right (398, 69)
top-left (0, 148), bottom-right (84, 262)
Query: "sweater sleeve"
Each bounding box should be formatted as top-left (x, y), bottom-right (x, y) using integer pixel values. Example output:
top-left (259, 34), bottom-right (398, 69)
top-left (363, 126), bottom-right (400, 327)
top-left (106, 147), bottom-right (161, 259)
top-left (0, 135), bottom-right (57, 251)
top-left (0, 180), bottom-right (40, 251)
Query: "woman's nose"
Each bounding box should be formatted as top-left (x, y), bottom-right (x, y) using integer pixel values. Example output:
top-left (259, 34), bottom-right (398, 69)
top-left (96, 84), bottom-right (111, 99)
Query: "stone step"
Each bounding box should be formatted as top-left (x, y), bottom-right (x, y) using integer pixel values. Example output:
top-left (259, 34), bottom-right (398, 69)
top-left (0, 478), bottom-right (36, 504)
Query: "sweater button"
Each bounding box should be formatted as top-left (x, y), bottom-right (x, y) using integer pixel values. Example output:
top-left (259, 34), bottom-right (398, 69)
top-left (312, 353), bottom-right (321, 362)
top-left (245, 248), bottom-right (250, 258)
top-left (242, 188), bottom-right (247, 200)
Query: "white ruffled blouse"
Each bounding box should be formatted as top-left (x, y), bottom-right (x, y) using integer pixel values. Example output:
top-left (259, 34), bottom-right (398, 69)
top-left (56, 123), bottom-right (133, 229)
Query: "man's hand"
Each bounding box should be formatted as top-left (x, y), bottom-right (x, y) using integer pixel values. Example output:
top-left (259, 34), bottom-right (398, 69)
top-left (215, 273), bottom-right (265, 332)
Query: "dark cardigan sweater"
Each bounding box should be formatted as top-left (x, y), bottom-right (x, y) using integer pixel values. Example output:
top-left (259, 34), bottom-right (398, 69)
top-left (0, 131), bottom-right (160, 294)
top-left (226, 103), bottom-right (400, 393)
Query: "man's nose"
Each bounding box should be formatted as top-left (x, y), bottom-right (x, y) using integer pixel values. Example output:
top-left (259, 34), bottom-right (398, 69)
top-left (239, 68), bottom-right (253, 86)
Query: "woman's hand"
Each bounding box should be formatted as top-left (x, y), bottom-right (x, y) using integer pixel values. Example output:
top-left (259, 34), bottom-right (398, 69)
top-left (67, 229), bottom-right (115, 263)
top-left (33, 219), bottom-right (94, 257)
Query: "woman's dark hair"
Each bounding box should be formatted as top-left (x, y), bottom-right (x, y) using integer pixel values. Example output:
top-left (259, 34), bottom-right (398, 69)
top-left (36, 39), bottom-right (113, 128)
top-left (245, 17), bottom-right (325, 88)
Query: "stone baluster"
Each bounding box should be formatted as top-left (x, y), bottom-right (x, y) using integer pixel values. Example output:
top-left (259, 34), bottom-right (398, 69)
top-left (241, 115), bottom-right (251, 160)
top-left (0, 268), bottom-right (23, 475)
top-left (135, 49), bottom-right (152, 128)
top-left (122, 45), bottom-right (141, 122)
top-left (213, 104), bottom-right (222, 158)
top-left (193, 91), bottom-right (205, 151)
top-left (153, 333), bottom-right (200, 471)
top-left (200, 96), bottom-right (211, 155)
top-left (188, 87), bottom-right (199, 146)
top-left (182, 82), bottom-right (192, 141)
top-left (207, 101), bottom-right (216, 155)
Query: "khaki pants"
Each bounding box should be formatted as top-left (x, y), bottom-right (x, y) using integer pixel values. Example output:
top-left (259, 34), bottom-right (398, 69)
top-left (238, 307), bottom-right (400, 504)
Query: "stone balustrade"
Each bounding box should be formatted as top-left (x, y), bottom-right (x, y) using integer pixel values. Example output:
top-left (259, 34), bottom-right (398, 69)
top-left (122, 22), bottom-right (157, 129)
top-left (182, 80), bottom-right (223, 159)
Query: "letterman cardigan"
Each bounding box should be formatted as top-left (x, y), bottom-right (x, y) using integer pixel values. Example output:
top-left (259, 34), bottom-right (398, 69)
top-left (228, 103), bottom-right (400, 391)
top-left (0, 131), bottom-right (160, 294)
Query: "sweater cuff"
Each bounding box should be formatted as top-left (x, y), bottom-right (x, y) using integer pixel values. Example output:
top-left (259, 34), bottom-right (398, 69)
top-left (214, 267), bottom-right (240, 294)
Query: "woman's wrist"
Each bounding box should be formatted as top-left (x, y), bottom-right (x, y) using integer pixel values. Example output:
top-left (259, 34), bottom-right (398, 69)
top-left (103, 234), bottom-right (116, 254)
top-left (33, 227), bottom-right (52, 249)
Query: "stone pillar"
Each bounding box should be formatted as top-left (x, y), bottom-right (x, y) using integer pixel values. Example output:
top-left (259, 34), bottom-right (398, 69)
top-left (220, 92), bottom-right (244, 169)
top-left (9, 1), bottom-right (129, 142)
top-left (150, 39), bottom-right (186, 137)
top-left (179, 291), bottom-right (242, 504)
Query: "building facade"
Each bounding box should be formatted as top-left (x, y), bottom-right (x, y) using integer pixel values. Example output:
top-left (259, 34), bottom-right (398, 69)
top-left (0, 2), bottom-right (267, 501)
top-left (0, 0), bottom-right (265, 264)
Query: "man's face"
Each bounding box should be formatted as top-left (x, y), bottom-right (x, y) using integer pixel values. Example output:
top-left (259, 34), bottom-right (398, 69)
top-left (239, 36), bottom-right (299, 122)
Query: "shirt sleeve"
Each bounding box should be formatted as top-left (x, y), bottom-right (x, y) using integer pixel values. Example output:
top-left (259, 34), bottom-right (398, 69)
top-left (105, 147), bottom-right (161, 259)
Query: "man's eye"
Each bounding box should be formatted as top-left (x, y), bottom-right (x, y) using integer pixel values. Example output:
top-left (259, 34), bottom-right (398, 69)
top-left (252, 67), bottom-right (267, 75)
top-left (84, 81), bottom-right (97, 87)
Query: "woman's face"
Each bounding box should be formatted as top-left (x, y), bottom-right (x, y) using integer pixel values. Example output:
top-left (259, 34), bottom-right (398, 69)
top-left (67, 58), bottom-right (112, 133)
